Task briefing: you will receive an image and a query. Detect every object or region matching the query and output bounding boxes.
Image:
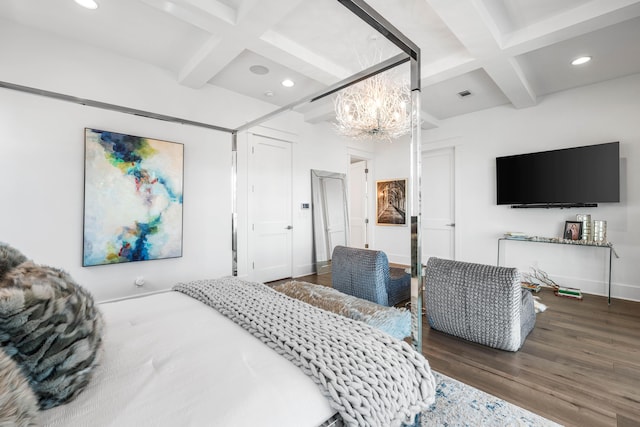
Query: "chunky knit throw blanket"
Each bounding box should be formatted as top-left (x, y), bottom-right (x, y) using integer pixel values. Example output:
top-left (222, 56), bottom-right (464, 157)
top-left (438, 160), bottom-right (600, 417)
top-left (173, 277), bottom-right (435, 427)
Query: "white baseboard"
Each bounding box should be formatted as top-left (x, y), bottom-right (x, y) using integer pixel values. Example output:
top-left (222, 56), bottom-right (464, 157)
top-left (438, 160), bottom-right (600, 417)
top-left (293, 263), bottom-right (315, 278)
top-left (609, 282), bottom-right (640, 302)
top-left (543, 275), bottom-right (639, 302)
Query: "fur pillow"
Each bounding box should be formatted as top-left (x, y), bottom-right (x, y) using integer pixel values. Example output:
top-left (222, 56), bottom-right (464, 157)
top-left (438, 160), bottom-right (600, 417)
top-left (0, 262), bottom-right (104, 409)
top-left (0, 243), bottom-right (28, 282)
top-left (0, 349), bottom-right (39, 427)
top-left (272, 280), bottom-right (411, 339)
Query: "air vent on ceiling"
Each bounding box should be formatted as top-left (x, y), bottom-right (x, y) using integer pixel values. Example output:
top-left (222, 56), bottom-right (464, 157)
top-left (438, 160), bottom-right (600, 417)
top-left (457, 89), bottom-right (472, 98)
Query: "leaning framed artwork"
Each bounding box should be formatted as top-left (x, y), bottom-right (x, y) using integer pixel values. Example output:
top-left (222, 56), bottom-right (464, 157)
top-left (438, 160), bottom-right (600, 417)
top-left (376, 178), bottom-right (407, 226)
top-left (83, 128), bottom-right (184, 267)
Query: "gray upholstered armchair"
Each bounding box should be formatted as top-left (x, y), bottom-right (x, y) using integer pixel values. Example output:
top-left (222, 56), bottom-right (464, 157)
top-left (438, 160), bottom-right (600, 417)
top-left (331, 245), bottom-right (411, 307)
top-left (424, 257), bottom-right (536, 352)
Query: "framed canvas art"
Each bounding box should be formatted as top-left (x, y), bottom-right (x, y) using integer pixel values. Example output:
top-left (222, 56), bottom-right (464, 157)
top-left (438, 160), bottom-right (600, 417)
top-left (376, 178), bottom-right (407, 226)
top-left (83, 128), bottom-right (184, 266)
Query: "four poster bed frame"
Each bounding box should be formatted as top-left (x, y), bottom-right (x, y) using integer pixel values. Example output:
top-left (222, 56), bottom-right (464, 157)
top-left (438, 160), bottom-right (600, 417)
top-left (1, 1), bottom-right (427, 426)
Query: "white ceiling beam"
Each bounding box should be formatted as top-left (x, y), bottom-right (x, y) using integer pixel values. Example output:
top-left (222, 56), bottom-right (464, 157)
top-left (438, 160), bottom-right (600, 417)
top-left (235, 0), bottom-right (263, 24)
top-left (178, 34), bottom-right (235, 88)
top-left (419, 109), bottom-right (441, 129)
top-left (137, 0), bottom-right (234, 32)
top-left (426, 0), bottom-right (536, 108)
top-left (504, 0), bottom-right (640, 54)
top-left (303, 101), bottom-right (336, 125)
top-left (255, 30), bottom-right (353, 84)
top-left (145, 0), bottom-right (305, 88)
top-left (425, 0), bottom-right (502, 56)
top-left (482, 57), bottom-right (536, 108)
top-left (180, 0), bottom-right (305, 88)
top-left (249, 37), bottom-right (345, 87)
top-left (180, 0), bottom-right (236, 24)
top-left (420, 54), bottom-right (480, 86)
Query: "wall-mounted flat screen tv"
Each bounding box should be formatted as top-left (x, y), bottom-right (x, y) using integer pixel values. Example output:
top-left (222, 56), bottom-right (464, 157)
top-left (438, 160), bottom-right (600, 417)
top-left (496, 142), bottom-right (620, 208)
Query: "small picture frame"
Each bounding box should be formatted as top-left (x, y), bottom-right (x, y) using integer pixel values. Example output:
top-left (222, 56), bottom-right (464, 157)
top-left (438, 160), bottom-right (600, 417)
top-left (563, 221), bottom-right (583, 241)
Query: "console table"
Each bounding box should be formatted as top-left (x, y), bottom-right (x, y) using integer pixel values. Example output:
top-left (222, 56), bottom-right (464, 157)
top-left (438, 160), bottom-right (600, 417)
top-left (497, 236), bottom-right (619, 304)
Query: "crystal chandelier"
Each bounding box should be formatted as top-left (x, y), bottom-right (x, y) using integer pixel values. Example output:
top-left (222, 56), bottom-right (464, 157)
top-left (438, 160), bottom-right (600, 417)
top-left (334, 71), bottom-right (411, 142)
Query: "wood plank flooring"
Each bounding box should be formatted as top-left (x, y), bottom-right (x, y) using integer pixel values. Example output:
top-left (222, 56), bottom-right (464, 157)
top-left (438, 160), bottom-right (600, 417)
top-left (275, 274), bottom-right (640, 427)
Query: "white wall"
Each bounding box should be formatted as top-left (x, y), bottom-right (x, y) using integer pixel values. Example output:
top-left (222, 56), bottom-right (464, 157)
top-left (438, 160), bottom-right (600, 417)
top-left (374, 73), bottom-right (640, 301)
top-left (0, 18), bottom-right (276, 302)
top-left (369, 139), bottom-right (412, 264)
top-left (0, 16), bottom-right (376, 300)
top-left (3, 16), bottom-right (637, 301)
top-left (292, 123), bottom-right (351, 277)
top-left (235, 120), bottom-right (376, 280)
top-left (0, 89), bottom-right (234, 302)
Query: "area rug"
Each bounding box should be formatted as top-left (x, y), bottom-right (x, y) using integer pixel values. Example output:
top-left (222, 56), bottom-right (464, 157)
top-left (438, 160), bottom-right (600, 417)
top-left (422, 371), bottom-right (562, 426)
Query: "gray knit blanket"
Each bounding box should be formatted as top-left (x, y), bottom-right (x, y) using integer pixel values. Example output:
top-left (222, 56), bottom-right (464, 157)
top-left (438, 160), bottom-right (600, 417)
top-left (173, 277), bottom-right (435, 427)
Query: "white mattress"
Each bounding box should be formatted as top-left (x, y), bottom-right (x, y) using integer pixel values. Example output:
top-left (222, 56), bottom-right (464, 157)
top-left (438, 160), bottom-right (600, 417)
top-left (38, 291), bottom-right (335, 427)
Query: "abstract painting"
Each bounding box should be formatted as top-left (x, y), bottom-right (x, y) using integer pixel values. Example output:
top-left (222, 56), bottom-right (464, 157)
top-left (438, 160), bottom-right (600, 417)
top-left (83, 128), bottom-right (184, 266)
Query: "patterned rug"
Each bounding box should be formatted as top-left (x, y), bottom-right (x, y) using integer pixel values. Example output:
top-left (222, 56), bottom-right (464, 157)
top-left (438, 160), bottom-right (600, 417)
top-left (423, 371), bottom-right (562, 426)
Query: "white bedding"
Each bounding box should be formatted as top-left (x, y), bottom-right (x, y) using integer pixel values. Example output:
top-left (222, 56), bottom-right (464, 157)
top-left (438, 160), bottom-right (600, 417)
top-left (38, 291), bottom-right (335, 427)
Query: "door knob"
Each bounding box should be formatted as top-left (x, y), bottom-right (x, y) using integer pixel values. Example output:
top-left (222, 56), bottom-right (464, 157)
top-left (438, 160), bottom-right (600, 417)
top-left (446, 223), bottom-right (455, 227)
top-left (285, 225), bottom-right (293, 230)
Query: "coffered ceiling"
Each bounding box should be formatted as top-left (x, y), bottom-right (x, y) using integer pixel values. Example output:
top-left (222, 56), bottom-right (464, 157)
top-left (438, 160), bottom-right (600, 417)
top-left (1, 0), bottom-right (639, 129)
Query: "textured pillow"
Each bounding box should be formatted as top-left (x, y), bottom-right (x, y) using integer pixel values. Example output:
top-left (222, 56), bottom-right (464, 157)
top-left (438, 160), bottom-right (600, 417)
top-left (0, 262), bottom-right (104, 409)
top-left (272, 280), bottom-right (411, 339)
top-left (0, 349), bottom-right (39, 427)
top-left (0, 243), bottom-right (28, 282)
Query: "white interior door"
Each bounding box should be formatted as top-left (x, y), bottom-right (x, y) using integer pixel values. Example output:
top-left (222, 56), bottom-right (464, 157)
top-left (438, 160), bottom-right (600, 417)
top-left (422, 147), bottom-right (455, 262)
top-left (349, 160), bottom-right (367, 248)
top-left (249, 134), bottom-right (292, 282)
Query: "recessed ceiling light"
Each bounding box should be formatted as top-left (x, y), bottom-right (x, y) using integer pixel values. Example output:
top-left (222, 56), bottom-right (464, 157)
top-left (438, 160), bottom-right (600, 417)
top-left (249, 65), bottom-right (269, 75)
top-left (74, 0), bottom-right (98, 9)
top-left (571, 56), bottom-right (591, 66)
top-left (264, 91), bottom-right (274, 97)
top-left (281, 79), bottom-right (295, 88)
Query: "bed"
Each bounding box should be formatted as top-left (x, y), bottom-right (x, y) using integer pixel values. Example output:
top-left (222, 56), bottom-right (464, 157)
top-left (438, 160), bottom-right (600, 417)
top-left (1, 242), bottom-right (435, 427)
top-left (38, 290), bottom-right (338, 427)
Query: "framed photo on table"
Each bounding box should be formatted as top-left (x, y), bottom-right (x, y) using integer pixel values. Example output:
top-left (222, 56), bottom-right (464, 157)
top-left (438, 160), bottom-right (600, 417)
top-left (563, 221), bottom-right (582, 241)
top-left (376, 179), bottom-right (407, 226)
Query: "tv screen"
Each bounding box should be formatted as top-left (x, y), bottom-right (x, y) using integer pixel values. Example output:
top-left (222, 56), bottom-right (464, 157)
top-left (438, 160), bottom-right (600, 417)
top-left (496, 142), bottom-right (620, 207)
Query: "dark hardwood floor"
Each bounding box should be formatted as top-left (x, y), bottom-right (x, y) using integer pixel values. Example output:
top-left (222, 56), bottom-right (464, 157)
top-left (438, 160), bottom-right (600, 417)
top-left (277, 273), bottom-right (640, 427)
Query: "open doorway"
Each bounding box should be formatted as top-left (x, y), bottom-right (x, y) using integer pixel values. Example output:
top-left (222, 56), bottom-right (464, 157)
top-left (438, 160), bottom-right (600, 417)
top-left (348, 155), bottom-right (370, 249)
